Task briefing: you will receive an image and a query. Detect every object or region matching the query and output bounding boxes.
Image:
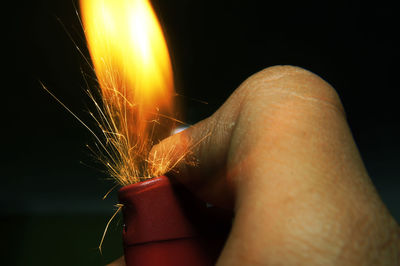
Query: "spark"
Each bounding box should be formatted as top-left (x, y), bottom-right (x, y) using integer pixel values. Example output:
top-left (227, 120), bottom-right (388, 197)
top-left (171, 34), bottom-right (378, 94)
top-left (99, 203), bottom-right (124, 254)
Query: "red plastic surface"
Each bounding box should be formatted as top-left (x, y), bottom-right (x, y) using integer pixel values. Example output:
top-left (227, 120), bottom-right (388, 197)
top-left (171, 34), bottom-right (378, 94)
top-left (118, 176), bottom-right (214, 266)
top-left (124, 237), bottom-right (212, 266)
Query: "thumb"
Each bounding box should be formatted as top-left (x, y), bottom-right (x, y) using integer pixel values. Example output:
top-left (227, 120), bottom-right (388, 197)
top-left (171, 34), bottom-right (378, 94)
top-left (149, 112), bottom-right (238, 208)
top-left (149, 64), bottom-right (258, 208)
top-left (149, 65), bottom-right (329, 208)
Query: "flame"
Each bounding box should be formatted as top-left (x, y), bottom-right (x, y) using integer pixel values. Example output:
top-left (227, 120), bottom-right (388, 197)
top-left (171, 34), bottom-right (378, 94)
top-left (80, 0), bottom-right (176, 184)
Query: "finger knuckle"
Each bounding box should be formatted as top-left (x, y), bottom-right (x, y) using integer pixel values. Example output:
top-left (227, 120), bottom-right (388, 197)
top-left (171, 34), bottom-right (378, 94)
top-left (242, 65), bottom-right (345, 115)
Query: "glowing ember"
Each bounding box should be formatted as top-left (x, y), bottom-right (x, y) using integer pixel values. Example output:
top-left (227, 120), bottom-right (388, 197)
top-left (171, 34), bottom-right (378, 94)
top-left (80, 0), bottom-right (177, 184)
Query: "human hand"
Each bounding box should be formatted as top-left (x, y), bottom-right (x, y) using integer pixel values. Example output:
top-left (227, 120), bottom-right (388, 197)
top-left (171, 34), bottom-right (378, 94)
top-left (110, 66), bottom-right (399, 265)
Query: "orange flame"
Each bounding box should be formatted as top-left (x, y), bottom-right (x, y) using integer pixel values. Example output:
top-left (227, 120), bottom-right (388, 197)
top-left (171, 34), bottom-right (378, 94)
top-left (80, 0), bottom-right (176, 184)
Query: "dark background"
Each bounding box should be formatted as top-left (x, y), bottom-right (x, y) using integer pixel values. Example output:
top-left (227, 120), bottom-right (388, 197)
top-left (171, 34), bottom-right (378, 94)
top-left (2, 0), bottom-right (399, 265)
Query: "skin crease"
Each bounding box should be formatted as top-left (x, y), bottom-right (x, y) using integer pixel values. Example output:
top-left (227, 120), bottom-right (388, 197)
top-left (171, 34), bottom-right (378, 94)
top-left (108, 66), bottom-right (400, 265)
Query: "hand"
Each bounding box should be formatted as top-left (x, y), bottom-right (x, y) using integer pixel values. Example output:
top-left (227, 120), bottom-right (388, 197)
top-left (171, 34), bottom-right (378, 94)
top-left (109, 66), bottom-right (399, 265)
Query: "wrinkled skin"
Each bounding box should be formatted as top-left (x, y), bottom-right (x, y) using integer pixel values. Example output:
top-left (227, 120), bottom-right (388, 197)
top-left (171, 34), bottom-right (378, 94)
top-left (109, 66), bottom-right (399, 265)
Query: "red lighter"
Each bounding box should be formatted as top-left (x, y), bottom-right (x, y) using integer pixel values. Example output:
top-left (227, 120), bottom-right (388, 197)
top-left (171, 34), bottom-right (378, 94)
top-left (118, 175), bottom-right (232, 266)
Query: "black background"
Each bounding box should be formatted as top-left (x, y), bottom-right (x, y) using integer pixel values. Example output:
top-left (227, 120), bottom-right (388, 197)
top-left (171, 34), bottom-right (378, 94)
top-left (2, 0), bottom-right (399, 265)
